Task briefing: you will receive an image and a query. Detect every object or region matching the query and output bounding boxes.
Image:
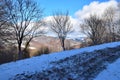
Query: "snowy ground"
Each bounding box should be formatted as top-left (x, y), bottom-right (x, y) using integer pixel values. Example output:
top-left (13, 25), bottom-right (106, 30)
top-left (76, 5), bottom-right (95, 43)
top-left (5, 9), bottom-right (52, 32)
top-left (11, 47), bottom-right (120, 80)
top-left (94, 58), bottom-right (120, 80)
top-left (0, 42), bottom-right (120, 80)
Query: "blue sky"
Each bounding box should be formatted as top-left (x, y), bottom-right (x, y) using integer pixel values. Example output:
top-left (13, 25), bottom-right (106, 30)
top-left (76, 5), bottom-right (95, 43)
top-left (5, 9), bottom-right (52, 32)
top-left (36, 0), bottom-right (119, 17)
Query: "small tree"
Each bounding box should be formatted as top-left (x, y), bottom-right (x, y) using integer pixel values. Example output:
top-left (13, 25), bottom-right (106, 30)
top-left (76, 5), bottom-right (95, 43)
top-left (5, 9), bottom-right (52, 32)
top-left (50, 11), bottom-right (73, 51)
top-left (81, 14), bottom-right (106, 45)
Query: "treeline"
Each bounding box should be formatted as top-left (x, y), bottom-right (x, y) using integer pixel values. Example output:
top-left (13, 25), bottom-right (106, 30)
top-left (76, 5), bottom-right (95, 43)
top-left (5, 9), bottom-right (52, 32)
top-left (0, 0), bottom-right (120, 64)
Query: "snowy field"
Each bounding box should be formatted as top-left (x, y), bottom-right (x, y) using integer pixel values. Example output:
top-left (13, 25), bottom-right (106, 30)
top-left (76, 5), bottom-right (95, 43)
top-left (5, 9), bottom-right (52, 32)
top-left (0, 42), bottom-right (120, 80)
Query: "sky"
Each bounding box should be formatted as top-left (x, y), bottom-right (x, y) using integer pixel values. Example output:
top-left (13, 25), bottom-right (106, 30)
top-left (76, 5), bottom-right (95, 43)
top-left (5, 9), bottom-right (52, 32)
top-left (35, 0), bottom-right (120, 38)
top-left (36, 0), bottom-right (119, 17)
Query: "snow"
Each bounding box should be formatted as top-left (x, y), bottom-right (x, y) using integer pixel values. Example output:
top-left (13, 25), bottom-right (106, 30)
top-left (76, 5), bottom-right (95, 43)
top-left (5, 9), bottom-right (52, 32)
top-left (0, 41), bottom-right (120, 80)
top-left (94, 58), bottom-right (120, 80)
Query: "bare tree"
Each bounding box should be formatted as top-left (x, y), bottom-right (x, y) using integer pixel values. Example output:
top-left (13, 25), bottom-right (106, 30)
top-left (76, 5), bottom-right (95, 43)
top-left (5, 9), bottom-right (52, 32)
top-left (81, 14), bottom-right (106, 45)
top-left (5, 0), bottom-right (45, 59)
top-left (50, 11), bottom-right (73, 51)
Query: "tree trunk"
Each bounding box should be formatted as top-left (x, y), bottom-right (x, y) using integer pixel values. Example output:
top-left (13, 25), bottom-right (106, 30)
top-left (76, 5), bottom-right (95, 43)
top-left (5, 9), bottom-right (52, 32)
top-left (60, 38), bottom-right (65, 51)
top-left (24, 41), bottom-right (30, 52)
top-left (23, 41), bottom-right (30, 58)
top-left (62, 39), bottom-right (65, 51)
top-left (18, 42), bottom-right (22, 60)
top-left (23, 38), bottom-right (33, 58)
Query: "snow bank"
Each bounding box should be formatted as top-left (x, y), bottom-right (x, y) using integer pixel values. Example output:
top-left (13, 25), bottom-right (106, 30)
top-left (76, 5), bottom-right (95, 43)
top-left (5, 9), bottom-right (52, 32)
top-left (0, 41), bottom-right (120, 80)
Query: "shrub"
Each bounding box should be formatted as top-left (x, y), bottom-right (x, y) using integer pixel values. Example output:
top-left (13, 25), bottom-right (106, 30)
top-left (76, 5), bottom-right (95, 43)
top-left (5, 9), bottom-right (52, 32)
top-left (35, 46), bottom-right (51, 56)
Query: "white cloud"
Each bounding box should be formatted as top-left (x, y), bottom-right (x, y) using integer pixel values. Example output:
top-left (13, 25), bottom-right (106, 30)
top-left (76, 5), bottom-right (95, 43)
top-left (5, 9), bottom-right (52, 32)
top-left (75, 0), bottom-right (118, 20)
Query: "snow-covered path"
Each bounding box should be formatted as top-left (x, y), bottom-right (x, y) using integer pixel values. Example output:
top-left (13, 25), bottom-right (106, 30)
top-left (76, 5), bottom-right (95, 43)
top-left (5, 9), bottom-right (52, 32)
top-left (0, 42), bottom-right (120, 80)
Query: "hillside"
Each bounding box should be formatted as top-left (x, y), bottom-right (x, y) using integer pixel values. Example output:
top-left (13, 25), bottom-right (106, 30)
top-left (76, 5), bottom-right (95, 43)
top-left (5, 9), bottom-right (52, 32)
top-left (0, 42), bottom-right (120, 80)
top-left (26, 35), bottom-right (82, 56)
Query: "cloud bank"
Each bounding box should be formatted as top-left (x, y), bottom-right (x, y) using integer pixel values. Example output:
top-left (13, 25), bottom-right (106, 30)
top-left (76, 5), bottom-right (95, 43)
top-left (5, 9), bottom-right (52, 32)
top-left (75, 0), bottom-right (118, 20)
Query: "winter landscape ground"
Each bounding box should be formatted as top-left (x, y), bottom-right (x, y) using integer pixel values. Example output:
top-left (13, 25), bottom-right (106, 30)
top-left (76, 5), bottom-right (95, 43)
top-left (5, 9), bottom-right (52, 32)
top-left (0, 42), bottom-right (120, 80)
top-left (0, 0), bottom-right (120, 80)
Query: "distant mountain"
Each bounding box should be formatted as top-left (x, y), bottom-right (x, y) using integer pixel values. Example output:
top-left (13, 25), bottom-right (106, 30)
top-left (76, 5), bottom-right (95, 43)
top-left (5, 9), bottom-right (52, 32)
top-left (69, 37), bottom-right (86, 42)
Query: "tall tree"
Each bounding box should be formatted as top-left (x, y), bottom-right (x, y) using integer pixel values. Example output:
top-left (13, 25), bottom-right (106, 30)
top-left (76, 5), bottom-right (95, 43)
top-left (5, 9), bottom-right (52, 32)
top-left (5, 0), bottom-right (44, 59)
top-left (50, 11), bottom-right (73, 51)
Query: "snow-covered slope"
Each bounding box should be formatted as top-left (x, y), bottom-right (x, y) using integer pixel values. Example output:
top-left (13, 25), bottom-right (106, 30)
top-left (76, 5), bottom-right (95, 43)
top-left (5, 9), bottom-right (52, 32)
top-left (0, 42), bottom-right (120, 80)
